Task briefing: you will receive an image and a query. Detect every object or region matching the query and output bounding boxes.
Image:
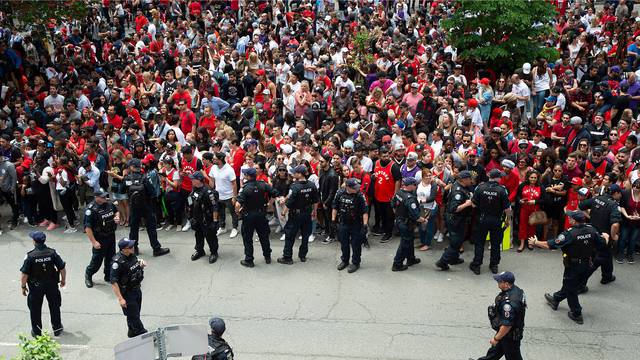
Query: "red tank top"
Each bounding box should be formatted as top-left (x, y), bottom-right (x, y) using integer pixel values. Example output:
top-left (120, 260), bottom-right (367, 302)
top-left (374, 160), bottom-right (395, 203)
top-left (180, 157), bottom-right (198, 192)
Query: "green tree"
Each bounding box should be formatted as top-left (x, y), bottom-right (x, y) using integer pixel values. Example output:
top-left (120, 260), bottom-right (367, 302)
top-left (1, 0), bottom-right (88, 29)
top-left (442, 0), bottom-right (559, 68)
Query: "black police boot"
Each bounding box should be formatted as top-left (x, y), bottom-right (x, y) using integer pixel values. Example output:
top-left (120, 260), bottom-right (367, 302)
top-left (391, 263), bottom-right (409, 272)
top-left (577, 286), bottom-right (589, 294)
top-left (337, 261), bottom-right (348, 271)
top-left (104, 275), bottom-right (110, 282)
top-left (277, 257), bottom-right (293, 265)
top-left (600, 276), bottom-right (616, 284)
top-left (84, 274), bottom-right (94, 288)
top-left (347, 264), bottom-right (359, 273)
top-left (134, 246), bottom-right (139, 255)
top-left (435, 260), bottom-right (450, 271)
top-left (208, 253), bottom-right (218, 264)
top-left (379, 234), bottom-right (392, 243)
top-left (264, 256), bottom-right (271, 264)
top-left (127, 329), bottom-right (136, 338)
top-left (489, 265), bottom-right (499, 274)
top-left (568, 311), bottom-right (584, 324)
top-left (153, 247), bottom-right (170, 257)
top-left (191, 251), bottom-right (205, 261)
top-left (299, 256), bottom-right (307, 262)
top-left (469, 264), bottom-right (481, 275)
top-left (544, 293), bottom-right (559, 310)
top-left (450, 257), bottom-right (464, 265)
top-left (240, 260), bottom-right (254, 268)
top-left (407, 258), bottom-right (421, 266)
top-left (31, 330), bottom-right (40, 338)
top-left (53, 327), bottom-right (63, 336)
top-left (363, 239), bottom-right (370, 249)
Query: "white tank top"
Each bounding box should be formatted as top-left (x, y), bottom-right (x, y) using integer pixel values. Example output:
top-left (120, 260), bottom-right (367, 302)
top-left (533, 68), bottom-right (551, 92)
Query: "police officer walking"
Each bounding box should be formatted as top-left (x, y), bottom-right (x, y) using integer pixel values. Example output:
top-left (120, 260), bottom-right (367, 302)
top-left (469, 271), bottom-right (526, 360)
top-left (188, 172), bottom-right (220, 263)
top-left (470, 169), bottom-right (512, 275)
top-left (391, 178), bottom-right (425, 272)
top-left (123, 158), bottom-right (170, 257)
top-left (110, 238), bottom-right (148, 337)
top-left (84, 188), bottom-right (118, 288)
top-left (529, 211), bottom-right (609, 324)
top-left (191, 317), bottom-right (234, 360)
top-left (235, 168), bottom-right (279, 268)
top-left (20, 231), bottom-right (66, 337)
top-left (333, 178), bottom-right (369, 273)
top-left (436, 170), bottom-right (474, 271)
top-left (578, 184), bottom-right (621, 286)
top-left (278, 165), bottom-right (319, 265)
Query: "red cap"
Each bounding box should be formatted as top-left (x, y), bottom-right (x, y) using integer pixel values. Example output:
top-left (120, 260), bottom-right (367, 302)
top-left (256, 69), bottom-right (265, 76)
top-left (467, 98), bottom-right (479, 107)
top-left (480, 78), bottom-right (490, 86)
top-left (467, 149), bottom-right (477, 156)
top-left (142, 154), bottom-right (155, 165)
top-left (571, 177), bottom-right (583, 186)
top-left (382, 135), bottom-right (392, 142)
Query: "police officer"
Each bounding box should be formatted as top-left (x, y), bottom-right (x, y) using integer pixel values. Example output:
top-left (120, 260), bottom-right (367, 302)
top-left (578, 184), bottom-right (621, 286)
top-left (391, 177), bottom-right (425, 272)
top-left (470, 169), bottom-right (512, 275)
top-left (191, 317), bottom-right (234, 360)
top-left (110, 238), bottom-right (148, 337)
top-left (84, 188), bottom-right (118, 288)
top-left (278, 165), bottom-right (319, 265)
top-left (529, 210), bottom-right (609, 324)
top-left (188, 172), bottom-right (220, 263)
top-left (436, 170), bottom-right (474, 271)
top-left (332, 178), bottom-right (369, 273)
top-left (235, 168), bottom-right (279, 267)
top-left (469, 271), bottom-right (526, 360)
top-left (123, 158), bottom-right (170, 257)
top-left (20, 231), bottom-right (66, 337)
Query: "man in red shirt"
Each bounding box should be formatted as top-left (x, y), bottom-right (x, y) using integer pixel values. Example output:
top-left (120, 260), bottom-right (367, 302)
top-left (228, 138), bottom-right (246, 188)
top-left (134, 9), bottom-right (149, 33)
top-left (178, 100), bottom-right (196, 135)
top-left (499, 159), bottom-right (520, 204)
top-left (168, 82), bottom-right (191, 111)
top-left (372, 147), bottom-right (402, 242)
top-left (106, 104), bottom-right (123, 130)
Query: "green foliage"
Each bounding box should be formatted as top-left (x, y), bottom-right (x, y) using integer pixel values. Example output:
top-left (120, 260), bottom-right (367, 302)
top-left (442, 0), bottom-right (559, 67)
top-left (1, 1), bottom-right (88, 29)
top-left (352, 30), bottom-right (375, 71)
top-left (15, 332), bottom-right (62, 360)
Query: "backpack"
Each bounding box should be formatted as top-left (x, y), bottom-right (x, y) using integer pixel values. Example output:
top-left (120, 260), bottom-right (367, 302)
top-left (127, 174), bottom-right (146, 207)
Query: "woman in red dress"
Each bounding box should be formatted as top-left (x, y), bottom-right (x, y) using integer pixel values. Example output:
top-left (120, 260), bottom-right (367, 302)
top-left (516, 170), bottom-right (543, 252)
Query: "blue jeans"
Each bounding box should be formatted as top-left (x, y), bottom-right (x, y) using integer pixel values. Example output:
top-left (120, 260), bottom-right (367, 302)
top-left (532, 89), bottom-right (549, 117)
top-left (618, 224), bottom-right (639, 257)
top-left (418, 206), bottom-right (438, 246)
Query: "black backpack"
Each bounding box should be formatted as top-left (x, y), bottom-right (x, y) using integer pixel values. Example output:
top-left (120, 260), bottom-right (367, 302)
top-left (127, 174), bottom-right (146, 208)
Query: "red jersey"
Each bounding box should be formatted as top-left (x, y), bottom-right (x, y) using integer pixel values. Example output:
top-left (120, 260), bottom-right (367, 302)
top-left (374, 160), bottom-right (395, 203)
top-left (180, 157), bottom-right (201, 192)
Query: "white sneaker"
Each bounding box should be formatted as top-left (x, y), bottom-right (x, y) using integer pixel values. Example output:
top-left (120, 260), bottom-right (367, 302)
top-left (229, 228), bottom-right (238, 238)
top-left (280, 234), bottom-right (285, 241)
top-left (176, 225), bottom-right (182, 232)
top-left (165, 225), bottom-right (174, 231)
top-left (437, 233), bottom-right (444, 243)
top-left (275, 226), bottom-right (282, 234)
top-left (64, 227), bottom-right (77, 234)
top-left (309, 234), bottom-right (315, 243)
top-left (217, 227), bottom-right (227, 236)
top-left (298, 235), bottom-right (302, 240)
top-left (182, 220), bottom-right (191, 231)
top-left (268, 217), bottom-right (278, 226)
top-left (23, 217), bottom-right (29, 224)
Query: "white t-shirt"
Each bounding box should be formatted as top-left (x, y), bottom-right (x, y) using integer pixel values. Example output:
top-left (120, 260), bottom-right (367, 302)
top-left (209, 163), bottom-right (236, 200)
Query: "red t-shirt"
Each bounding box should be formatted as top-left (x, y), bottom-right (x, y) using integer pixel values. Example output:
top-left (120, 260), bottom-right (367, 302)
top-left (179, 110), bottom-right (196, 134)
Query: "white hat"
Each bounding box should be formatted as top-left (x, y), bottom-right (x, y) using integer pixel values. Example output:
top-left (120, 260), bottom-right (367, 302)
top-left (501, 159), bottom-right (516, 169)
top-left (522, 63), bottom-right (531, 75)
top-left (394, 143), bottom-right (406, 151)
top-left (280, 144), bottom-right (293, 154)
top-left (407, 152), bottom-right (418, 160)
top-left (502, 110), bottom-right (511, 118)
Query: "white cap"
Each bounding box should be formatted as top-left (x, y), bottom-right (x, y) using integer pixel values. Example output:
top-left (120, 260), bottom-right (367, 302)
top-left (522, 63), bottom-right (531, 74)
top-left (394, 143), bottom-right (406, 151)
top-left (502, 110), bottom-right (511, 118)
top-left (280, 144), bottom-right (293, 154)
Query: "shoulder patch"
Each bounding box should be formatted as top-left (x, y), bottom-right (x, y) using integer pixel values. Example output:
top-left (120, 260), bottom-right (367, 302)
top-left (555, 234), bottom-right (565, 244)
top-left (411, 203), bottom-right (417, 209)
top-left (503, 304), bottom-right (512, 312)
top-left (112, 262), bottom-right (119, 270)
top-left (455, 194), bottom-right (461, 200)
top-left (85, 209), bottom-right (92, 216)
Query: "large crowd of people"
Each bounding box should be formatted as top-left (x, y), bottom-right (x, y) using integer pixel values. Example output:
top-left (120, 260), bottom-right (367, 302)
top-left (1, 0), bottom-right (640, 269)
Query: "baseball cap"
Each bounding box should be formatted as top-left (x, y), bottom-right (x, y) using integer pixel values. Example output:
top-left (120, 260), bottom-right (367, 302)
top-left (609, 184), bottom-right (622, 194)
top-left (189, 172), bottom-right (205, 181)
top-left (522, 63), bottom-right (531, 74)
top-left (209, 317), bottom-right (226, 336)
top-left (410, 82), bottom-right (419, 88)
top-left (29, 231), bottom-right (46, 243)
top-left (242, 168), bottom-right (257, 177)
top-left (346, 178), bottom-right (360, 189)
top-left (402, 177), bottom-right (418, 186)
top-left (493, 271), bottom-right (515, 284)
top-left (570, 116), bottom-right (583, 125)
top-left (382, 135), bottom-right (392, 143)
top-left (458, 170), bottom-right (473, 179)
top-left (577, 187), bottom-right (590, 197)
top-left (118, 237), bottom-right (136, 249)
top-left (94, 188), bottom-right (109, 197)
top-left (488, 169), bottom-right (506, 178)
top-left (406, 152), bottom-right (418, 160)
top-left (127, 158), bottom-right (141, 168)
top-left (293, 165), bottom-right (307, 174)
top-left (567, 210), bottom-right (586, 222)
top-left (501, 111), bottom-right (511, 118)
top-left (570, 177), bottom-right (583, 186)
top-left (501, 159), bottom-right (516, 169)
top-left (394, 143), bottom-right (406, 151)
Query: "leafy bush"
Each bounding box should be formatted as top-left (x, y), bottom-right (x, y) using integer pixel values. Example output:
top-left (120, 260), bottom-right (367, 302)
top-left (14, 332), bottom-right (62, 360)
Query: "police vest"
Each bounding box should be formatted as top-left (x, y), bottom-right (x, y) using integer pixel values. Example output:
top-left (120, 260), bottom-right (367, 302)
top-left (476, 181), bottom-right (506, 217)
top-left (27, 248), bottom-right (58, 284)
top-left (242, 181), bottom-right (270, 212)
top-left (114, 254), bottom-right (144, 292)
top-left (191, 187), bottom-right (217, 225)
top-left (336, 189), bottom-right (359, 224)
top-left (290, 181), bottom-right (318, 212)
top-left (489, 286), bottom-right (526, 340)
top-left (589, 196), bottom-right (614, 234)
top-left (563, 225), bottom-right (597, 262)
top-left (89, 202), bottom-right (117, 234)
top-left (126, 173), bottom-right (147, 207)
top-left (393, 190), bottom-right (412, 221)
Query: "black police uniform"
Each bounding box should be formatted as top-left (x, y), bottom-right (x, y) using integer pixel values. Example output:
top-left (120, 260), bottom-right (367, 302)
top-left (236, 179), bottom-right (279, 264)
top-left (481, 285), bottom-right (526, 360)
top-left (578, 194), bottom-right (621, 284)
top-left (392, 188), bottom-right (421, 268)
top-left (333, 188), bottom-right (368, 266)
top-left (438, 181), bottom-right (472, 268)
top-left (84, 200), bottom-right (118, 282)
top-left (20, 243), bottom-right (66, 336)
top-left (191, 334), bottom-right (234, 360)
top-left (471, 180), bottom-right (511, 273)
top-left (189, 185), bottom-right (220, 258)
top-left (546, 223), bottom-right (606, 318)
top-left (282, 179), bottom-right (320, 261)
top-left (110, 252), bottom-right (146, 337)
top-left (123, 171), bottom-right (165, 253)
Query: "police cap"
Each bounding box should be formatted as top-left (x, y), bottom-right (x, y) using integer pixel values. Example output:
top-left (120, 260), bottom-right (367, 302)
top-left (118, 237), bottom-right (136, 249)
top-left (346, 178), bottom-right (360, 189)
top-left (94, 188), bottom-right (109, 197)
top-left (458, 170), bottom-right (473, 179)
top-left (242, 168), bottom-right (257, 177)
top-left (29, 231), bottom-right (46, 243)
top-left (493, 271), bottom-right (515, 284)
top-left (402, 177), bottom-right (418, 186)
top-left (488, 169), bottom-right (506, 179)
top-left (127, 158), bottom-right (142, 168)
top-left (208, 317), bottom-right (226, 336)
top-left (189, 172), bottom-right (205, 181)
top-left (567, 210), bottom-right (586, 222)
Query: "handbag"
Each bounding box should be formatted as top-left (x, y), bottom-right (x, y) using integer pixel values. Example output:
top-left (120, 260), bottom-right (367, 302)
top-left (528, 211), bottom-right (548, 226)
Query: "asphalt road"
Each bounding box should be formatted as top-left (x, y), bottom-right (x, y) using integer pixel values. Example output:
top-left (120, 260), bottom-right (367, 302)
top-left (1, 220), bottom-right (639, 360)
